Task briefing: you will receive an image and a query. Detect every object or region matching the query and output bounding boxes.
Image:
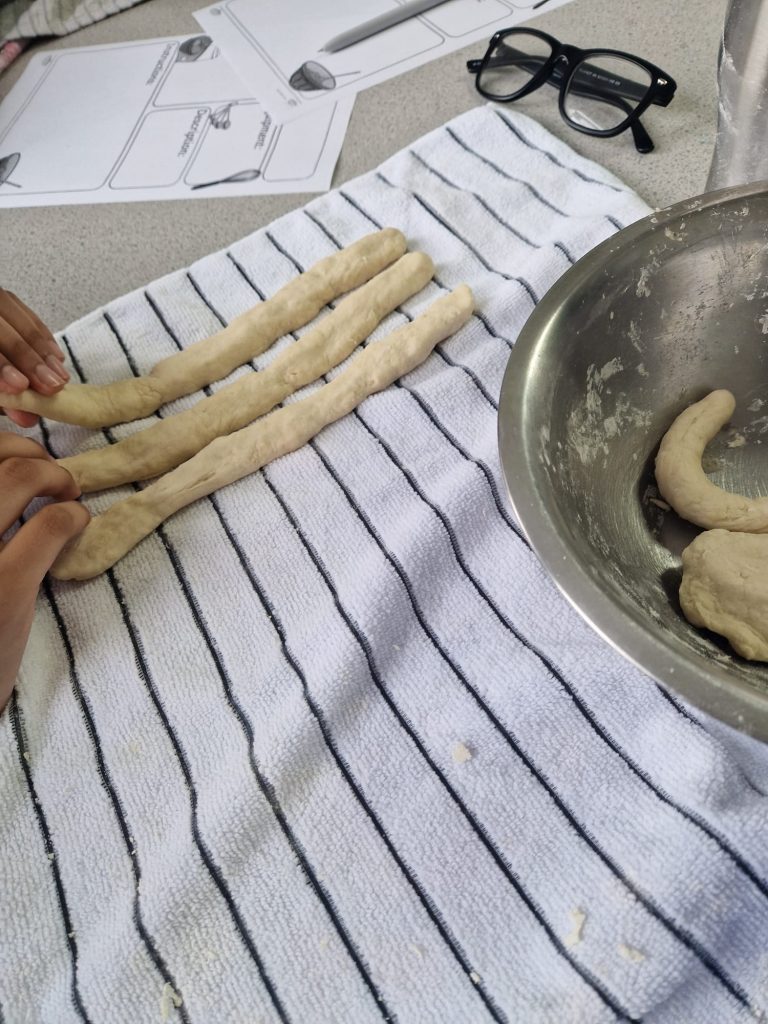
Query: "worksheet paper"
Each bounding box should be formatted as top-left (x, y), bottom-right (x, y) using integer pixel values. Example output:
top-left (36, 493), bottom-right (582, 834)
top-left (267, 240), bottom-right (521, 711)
top-left (194, 0), bottom-right (575, 123)
top-left (0, 35), bottom-right (354, 209)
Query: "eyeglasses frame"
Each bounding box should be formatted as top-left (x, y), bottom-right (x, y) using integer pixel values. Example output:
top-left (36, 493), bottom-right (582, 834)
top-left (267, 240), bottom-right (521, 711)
top-left (467, 27), bottom-right (677, 154)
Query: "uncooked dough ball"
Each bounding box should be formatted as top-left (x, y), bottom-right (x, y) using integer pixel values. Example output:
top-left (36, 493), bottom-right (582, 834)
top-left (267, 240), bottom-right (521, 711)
top-left (680, 529), bottom-right (768, 661)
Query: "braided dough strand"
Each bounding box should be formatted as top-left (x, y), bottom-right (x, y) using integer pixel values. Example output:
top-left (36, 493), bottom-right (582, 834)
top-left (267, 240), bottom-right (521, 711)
top-left (2, 229), bottom-right (407, 428)
top-left (61, 252), bottom-right (435, 492)
top-left (52, 285), bottom-right (474, 580)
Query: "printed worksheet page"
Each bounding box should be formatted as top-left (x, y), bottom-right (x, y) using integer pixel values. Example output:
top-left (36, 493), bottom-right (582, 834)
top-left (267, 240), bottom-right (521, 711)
top-left (194, 0), bottom-right (574, 122)
top-left (0, 34), bottom-right (353, 208)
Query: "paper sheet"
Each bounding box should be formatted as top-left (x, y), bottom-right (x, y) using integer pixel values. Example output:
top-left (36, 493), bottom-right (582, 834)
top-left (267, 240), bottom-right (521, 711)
top-left (194, 0), bottom-right (575, 122)
top-left (0, 35), bottom-right (354, 209)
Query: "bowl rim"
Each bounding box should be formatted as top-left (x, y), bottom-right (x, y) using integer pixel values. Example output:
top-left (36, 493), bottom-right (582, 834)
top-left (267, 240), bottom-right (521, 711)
top-left (498, 179), bottom-right (768, 741)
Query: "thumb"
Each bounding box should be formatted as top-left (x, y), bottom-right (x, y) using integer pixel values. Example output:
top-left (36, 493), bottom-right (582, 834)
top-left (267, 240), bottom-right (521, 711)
top-left (1, 501), bottom-right (90, 586)
top-left (2, 408), bottom-right (39, 429)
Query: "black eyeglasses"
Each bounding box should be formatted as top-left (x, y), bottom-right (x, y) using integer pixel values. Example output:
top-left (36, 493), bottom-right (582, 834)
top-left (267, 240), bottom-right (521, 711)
top-left (467, 28), bottom-right (676, 153)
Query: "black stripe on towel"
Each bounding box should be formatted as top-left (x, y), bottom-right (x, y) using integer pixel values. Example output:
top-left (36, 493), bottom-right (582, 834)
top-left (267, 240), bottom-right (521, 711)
top-left (302, 207), bottom-right (501, 412)
top-left (229, 228), bottom-right (523, 554)
top-left (58, 335), bottom-right (291, 1024)
top-left (445, 123), bottom-right (626, 235)
top-left (262, 466), bottom-right (636, 1023)
top-left (169, 267), bottom-right (510, 1020)
top-left (108, 555), bottom-right (291, 1024)
top-left (178, 261), bottom-right (628, 1018)
top-left (8, 694), bottom-right (91, 1024)
top-left (40, 407), bottom-right (192, 1024)
top-left (335, 188), bottom-right (516, 353)
top-left (375, 171), bottom-right (539, 306)
top-left (405, 149), bottom-right (575, 266)
top-left (410, 150), bottom-right (537, 248)
top-left (444, 125), bottom-right (568, 215)
top-left (491, 109), bottom-right (625, 192)
top-left (168, 269), bottom-right (510, 1023)
top-left (224, 236), bottom-right (636, 1021)
top-left (154, 527), bottom-right (396, 1023)
top-left (181, 273), bottom-right (228, 329)
top-left (206, 493), bottom-right (505, 1024)
top-left (298, 209), bottom-right (522, 542)
top-left (139, 291), bottom-right (397, 1023)
top-left (652, 687), bottom-right (768, 798)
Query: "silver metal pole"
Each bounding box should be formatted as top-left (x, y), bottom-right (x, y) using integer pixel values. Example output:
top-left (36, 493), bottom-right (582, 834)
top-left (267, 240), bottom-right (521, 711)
top-left (707, 0), bottom-right (768, 190)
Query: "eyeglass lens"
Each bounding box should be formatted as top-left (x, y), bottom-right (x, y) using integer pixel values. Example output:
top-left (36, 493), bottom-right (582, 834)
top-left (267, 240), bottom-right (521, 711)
top-left (564, 55), bottom-right (654, 131)
top-left (478, 32), bottom-right (554, 98)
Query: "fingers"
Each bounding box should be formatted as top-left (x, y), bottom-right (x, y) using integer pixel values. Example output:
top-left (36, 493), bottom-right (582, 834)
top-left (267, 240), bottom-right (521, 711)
top-left (0, 434), bottom-right (51, 461)
top-left (2, 408), bottom-right (39, 429)
top-left (6, 292), bottom-right (66, 362)
top-left (0, 456), bottom-right (81, 533)
top-left (0, 288), bottom-right (66, 365)
top-left (0, 430), bottom-right (88, 716)
top-left (0, 289), bottom-right (69, 394)
top-left (0, 501), bottom-right (90, 588)
top-left (0, 499), bottom-right (89, 714)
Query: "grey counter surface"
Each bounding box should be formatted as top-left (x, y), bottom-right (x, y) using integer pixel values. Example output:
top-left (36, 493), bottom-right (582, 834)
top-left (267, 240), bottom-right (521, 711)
top-left (0, 0), bottom-right (726, 331)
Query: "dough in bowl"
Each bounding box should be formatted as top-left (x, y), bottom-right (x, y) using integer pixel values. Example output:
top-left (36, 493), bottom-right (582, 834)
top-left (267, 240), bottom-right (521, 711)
top-left (680, 529), bottom-right (768, 661)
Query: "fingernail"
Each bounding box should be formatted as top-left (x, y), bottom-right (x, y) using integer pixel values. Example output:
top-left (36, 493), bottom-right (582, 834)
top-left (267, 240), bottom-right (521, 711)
top-left (35, 363), bottom-right (66, 388)
top-left (46, 354), bottom-right (69, 380)
top-left (2, 364), bottom-right (28, 389)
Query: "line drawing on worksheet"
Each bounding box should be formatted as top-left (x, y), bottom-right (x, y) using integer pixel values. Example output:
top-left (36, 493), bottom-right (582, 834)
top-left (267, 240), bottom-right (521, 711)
top-left (194, 0), bottom-right (574, 121)
top-left (0, 35), bottom-right (353, 208)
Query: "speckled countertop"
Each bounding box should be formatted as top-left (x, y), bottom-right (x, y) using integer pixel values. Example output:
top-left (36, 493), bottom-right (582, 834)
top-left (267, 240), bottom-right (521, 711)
top-left (0, 0), bottom-right (727, 330)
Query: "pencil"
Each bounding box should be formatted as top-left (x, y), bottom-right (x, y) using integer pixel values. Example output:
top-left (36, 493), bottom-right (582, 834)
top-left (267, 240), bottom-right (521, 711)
top-left (320, 0), bottom-right (450, 54)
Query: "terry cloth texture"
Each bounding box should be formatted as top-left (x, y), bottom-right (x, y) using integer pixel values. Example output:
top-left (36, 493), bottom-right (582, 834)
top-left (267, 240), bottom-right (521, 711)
top-left (0, 0), bottom-right (144, 50)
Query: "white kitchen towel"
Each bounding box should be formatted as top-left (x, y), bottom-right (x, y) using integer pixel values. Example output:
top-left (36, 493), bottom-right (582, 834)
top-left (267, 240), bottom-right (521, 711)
top-left (0, 0), bottom-right (145, 73)
top-left (1, 0), bottom-right (142, 46)
top-left (1, 105), bottom-right (766, 1024)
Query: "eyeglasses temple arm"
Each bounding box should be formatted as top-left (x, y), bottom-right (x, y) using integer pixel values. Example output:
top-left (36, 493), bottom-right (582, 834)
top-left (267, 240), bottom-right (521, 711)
top-left (569, 61), bottom-right (675, 108)
top-left (629, 116), bottom-right (654, 152)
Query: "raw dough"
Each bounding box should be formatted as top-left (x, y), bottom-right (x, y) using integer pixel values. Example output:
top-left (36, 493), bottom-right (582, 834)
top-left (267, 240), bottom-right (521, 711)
top-left (1, 229), bottom-right (407, 428)
top-left (655, 389), bottom-right (768, 531)
top-left (680, 529), bottom-right (768, 660)
top-left (52, 286), bottom-right (474, 580)
top-left (61, 252), bottom-right (435, 492)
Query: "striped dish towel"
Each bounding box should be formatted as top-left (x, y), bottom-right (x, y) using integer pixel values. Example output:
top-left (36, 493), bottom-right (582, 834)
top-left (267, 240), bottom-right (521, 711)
top-left (0, 0), bottom-right (146, 74)
top-left (1, 0), bottom-right (143, 47)
top-left (2, 105), bottom-right (767, 1024)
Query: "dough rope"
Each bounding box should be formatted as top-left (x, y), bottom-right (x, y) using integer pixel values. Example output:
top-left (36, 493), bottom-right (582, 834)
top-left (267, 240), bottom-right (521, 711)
top-left (61, 252), bottom-right (435, 492)
top-left (680, 529), bottom-right (768, 661)
top-left (51, 286), bottom-right (474, 581)
top-left (655, 389), bottom-right (768, 531)
top-left (2, 229), bottom-right (407, 428)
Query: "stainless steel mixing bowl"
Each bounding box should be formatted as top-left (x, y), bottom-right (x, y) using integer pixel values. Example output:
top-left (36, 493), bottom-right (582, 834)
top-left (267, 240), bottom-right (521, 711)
top-left (498, 180), bottom-right (768, 740)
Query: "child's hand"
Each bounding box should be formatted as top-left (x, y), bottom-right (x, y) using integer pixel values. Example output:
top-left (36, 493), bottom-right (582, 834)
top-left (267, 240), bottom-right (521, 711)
top-left (0, 289), bottom-right (69, 428)
top-left (0, 434), bottom-right (89, 713)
